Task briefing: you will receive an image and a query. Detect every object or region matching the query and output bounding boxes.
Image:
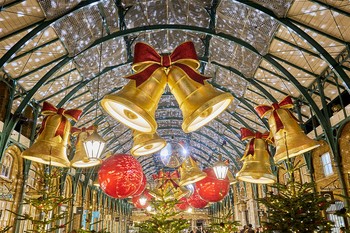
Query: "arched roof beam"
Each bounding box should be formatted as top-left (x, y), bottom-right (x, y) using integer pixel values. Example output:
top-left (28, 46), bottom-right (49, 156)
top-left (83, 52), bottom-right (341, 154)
top-left (156, 117), bottom-right (244, 152)
top-left (110, 125), bottom-right (239, 167)
top-left (309, 0), bottom-right (350, 19)
top-left (235, 0), bottom-right (350, 89)
top-left (0, 0), bottom-right (100, 67)
top-left (0, 24), bottom-right (324, 156)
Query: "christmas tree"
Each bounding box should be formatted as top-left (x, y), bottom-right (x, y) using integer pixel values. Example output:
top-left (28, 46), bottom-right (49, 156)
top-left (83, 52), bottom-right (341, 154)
top-left (258, 160), bottom-right (334, 232)
top-left (10, 165), bottom-right (72, 233)
top-left (209, 209), bottom-right (239, 233)
top-left (136, 180), bottom-right (190, 233)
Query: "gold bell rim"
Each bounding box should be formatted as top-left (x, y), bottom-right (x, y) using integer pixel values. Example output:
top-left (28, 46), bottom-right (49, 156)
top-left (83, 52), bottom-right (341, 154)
top-left (22, 154), bottom-right (70, 168)
top-left (71, 159), bottom-right (101, 168)
top-left (179, 172), bottom-right (207, 187)
top-left (182, 93), bottom-right (233, 133)
top-left (131, 139), bottom-right (166, 156)
top-left (236, 174), bottom-right (276, 184)
top-left (101, 95), bottom-right (157, 133)
top-left (274, 144), bottom-right (320, 164)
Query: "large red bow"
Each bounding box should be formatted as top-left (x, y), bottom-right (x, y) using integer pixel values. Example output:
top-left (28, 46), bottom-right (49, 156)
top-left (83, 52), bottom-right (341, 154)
top-left (126, 41), bottom-right (210, 86)
top-left (71, 125), bottom-right (95, 144)
top-left (39, 102), bottom-right (82, 138)
top-left (255, 96), bottom-right (297, 133)
top-left (71, 125), bottom-right (95, 136)
top-left (240, 128), bottom-right (270, 158)
top-left (153, 170), bottom-right (179, 189)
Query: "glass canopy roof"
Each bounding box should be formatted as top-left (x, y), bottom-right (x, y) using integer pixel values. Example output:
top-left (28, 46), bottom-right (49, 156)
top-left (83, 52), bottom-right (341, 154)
top-left (1, 0), bottom-right (350, 179)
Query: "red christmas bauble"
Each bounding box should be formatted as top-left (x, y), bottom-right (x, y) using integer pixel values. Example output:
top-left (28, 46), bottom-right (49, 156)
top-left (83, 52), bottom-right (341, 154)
top-left (195, 167), bottom-right (230, 202)
top-left (187, 187), bottom-right (208, 209)
top-left (176, 197), bottom-right (189, 211)
top-left (99, 154), bottom-right (143, 198)
top-left (132, 190), bottom-right (152, 209)
top-left (133, 173), bottom-right (147, 196)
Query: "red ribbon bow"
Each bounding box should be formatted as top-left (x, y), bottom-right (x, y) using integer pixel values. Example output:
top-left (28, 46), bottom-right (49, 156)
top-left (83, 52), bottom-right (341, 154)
top-left (127, 41), bottom-right (210, 86)
top-left (255, 96), bottom-right (296, 133)
top-left (240, 128), bottom-right (270, 157)
top-left (153, 170), bottom-right (179, 189)
top-left (39, 102), bottom-right (82, 138)
top-left (71, 125), bottom-right (95, 136)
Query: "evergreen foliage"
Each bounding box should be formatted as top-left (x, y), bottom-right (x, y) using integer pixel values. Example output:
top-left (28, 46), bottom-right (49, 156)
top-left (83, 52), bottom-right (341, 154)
top-left (9, 166), bottom-right (72, 233)
top-left (258, 161), bottom-right (334, 233)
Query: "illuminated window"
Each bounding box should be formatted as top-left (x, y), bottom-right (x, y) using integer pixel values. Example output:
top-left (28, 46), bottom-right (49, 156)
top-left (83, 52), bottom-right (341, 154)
top-left (300, 165), bottom-right (311, 184)
top-left (0, 154), bottom-right (13, 179)
top-left (27, 165), bottom-right (36, 188)
top-left (321, 152), bottom-right (333, 177)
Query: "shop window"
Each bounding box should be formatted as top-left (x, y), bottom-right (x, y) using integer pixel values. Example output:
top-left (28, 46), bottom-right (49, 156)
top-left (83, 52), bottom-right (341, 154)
top-left (27, 165), bottom-right (36, 188)
top-left (327, 201), bottom-right (345, 233)
top-left (300, 165), bottom-right (311, 184)
top-left (0, 154), bottom-right (13, 179)
top-left (321, 152), bottom-right (333, 177)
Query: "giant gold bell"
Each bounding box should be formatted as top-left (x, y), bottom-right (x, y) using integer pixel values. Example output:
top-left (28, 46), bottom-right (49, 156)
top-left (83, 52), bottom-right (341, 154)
top-left (101, 68), bottom-right (167, 133)
top-left (131, 130), bottom-right (166, 156)
top-left (227, 170), bottom-right (238, 185)
top-left (236, 138), bottom-right (276, 184)
top-left (168, 66), bottom-right (233, 133)
top-left (71, 131), bottom-right (101, 168)
top-left (149, 182), bottom-right (189, 201)
top-left (22, 115), bottom-right (70, 167)
top-left (271, 109), bottom-right (319, 164)
top-left (179, 156), bottom-right (207, 186)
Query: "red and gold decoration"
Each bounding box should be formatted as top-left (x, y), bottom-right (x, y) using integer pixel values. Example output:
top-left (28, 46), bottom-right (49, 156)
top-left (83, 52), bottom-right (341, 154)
top-left (131, 130), bottom-right (166, 156)
top-left (176, 197), bottom-right (190, 211)
top-left (132, 189), bottom-right (153, 209)
top-left (22, 101), bottom-right (82, 167)
top-left (70, 126), bottom-right (101, 168)
top-left (132, 173), bottom-right (147, 196)
top-left (236, 128), bottom-right (276, 184)
top-left (187, 186), bottom-right (208, 209)
top-left (101, 43), bottom-right (168, 133)
top-left (101, 41), bottom-right (233, 134)
top-left (165, 42), bottom-right (233, 133)
top-left (195, 167), bottom-right (230, 202)
top-left (149, 170), bottom-right (188, 201)
top-left (98, 154), bottom-right (144, 199)
top-left (255, 96), bottom-right (319, 163)
top-left (179, 156), bottom-right (207, 186)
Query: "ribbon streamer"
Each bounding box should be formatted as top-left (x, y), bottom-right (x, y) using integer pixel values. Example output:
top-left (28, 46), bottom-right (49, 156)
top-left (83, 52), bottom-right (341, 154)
top-left (127, 41), bottom-right (210, 86)
top-left (39, 102), bottom-right (82, 138)
top-left (240, 128), bottom-right (270, 157)
top-left (254, 96), bottom-right (298, 133)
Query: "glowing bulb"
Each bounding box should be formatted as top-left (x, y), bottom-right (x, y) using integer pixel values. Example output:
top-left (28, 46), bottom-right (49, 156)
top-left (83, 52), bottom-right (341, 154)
top-left (139, 196), bottom-right (147, 206)
top-left (146, 206), bottom-right (152, 212)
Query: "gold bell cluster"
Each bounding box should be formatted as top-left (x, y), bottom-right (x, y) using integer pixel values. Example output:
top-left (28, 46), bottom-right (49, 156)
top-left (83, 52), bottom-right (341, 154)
top-left (236, 96), bottom-right (320, 184)
top-left (101, 41), bottom-right (233, 156)
top-left (21, 102), bottom-right (104, 168)
top-left (149, 170), bottom-right (189, 201)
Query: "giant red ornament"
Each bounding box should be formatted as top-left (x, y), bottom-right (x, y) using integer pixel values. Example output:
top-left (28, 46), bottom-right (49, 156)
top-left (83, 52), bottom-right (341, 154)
top-left (187, 187), bottom-right (208, 209)
top-left (98, 154), bottom-right (143, 198)
top-left (132, 189), bottom-right (153, 209)
top-left (196, 167), bottom-right (230, 202)
top-left (133, 173), bottom-right (147, 196)
top-left (176, 197), bottom-right (190, 211)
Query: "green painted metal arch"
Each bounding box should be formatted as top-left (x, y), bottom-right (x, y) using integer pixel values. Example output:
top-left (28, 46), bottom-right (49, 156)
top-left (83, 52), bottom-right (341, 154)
top-left (0, 0), bottom-right (101, 68)
top-left (234, 0), bottom-right (350, 89)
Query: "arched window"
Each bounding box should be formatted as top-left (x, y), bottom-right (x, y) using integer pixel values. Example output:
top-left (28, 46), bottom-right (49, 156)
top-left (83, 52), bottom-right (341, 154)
top-left (0, 153), bottom-right (13, 179)
top-left (27, 164), bottom-right (36, 188)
